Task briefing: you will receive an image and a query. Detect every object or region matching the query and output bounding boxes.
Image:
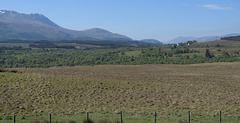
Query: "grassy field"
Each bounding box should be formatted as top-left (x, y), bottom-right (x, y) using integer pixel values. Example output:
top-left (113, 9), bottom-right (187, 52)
top-left (1, 111), bottom-right (239, 123)
top-left (1, 63), bottom-right (240, 122)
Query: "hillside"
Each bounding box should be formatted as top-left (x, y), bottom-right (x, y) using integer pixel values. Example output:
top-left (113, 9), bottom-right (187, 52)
top-left (0, 10), bottom-right (132, 41)
top-left (139, 39), bottom-right (164, 44)
top-left (221, 35), bottom-right (240, 41)
top-left (189, 39), bottom-right (240, 49)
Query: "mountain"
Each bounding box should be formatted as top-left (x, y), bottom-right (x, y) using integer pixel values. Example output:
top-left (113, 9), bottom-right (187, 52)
top-left (167, 33), bottom-right (240, 44)
top-left (221, 33), bottom-right (240, 38)
top-left (196, 36), bottom-right (221, 42)
top-left (0, 10), bottom-right (132, 41)
top-left (167, 36), bottom-right (196, 44)
top-left (139, 39), bottom-right (164, 45)
top-left (81, 28), bottom-right (132, 41)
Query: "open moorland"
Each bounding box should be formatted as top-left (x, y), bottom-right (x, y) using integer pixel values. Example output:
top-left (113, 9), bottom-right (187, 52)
top-left (1, 63), bottom-right (240, 120)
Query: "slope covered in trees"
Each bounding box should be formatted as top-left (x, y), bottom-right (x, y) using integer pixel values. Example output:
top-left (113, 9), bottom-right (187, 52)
top-left (221, 36), bottom-right (240, 41)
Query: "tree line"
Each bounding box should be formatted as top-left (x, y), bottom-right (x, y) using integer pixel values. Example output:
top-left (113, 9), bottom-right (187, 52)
top-left (0, 46), bottom-right (239, 68)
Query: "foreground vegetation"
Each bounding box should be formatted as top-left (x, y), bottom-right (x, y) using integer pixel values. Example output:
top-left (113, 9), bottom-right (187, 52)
top-left (1, 63), bottom-right (240, 122)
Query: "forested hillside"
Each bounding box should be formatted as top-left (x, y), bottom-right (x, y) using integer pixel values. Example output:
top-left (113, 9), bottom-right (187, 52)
top-left (221, 36), bottom-right (240, 41)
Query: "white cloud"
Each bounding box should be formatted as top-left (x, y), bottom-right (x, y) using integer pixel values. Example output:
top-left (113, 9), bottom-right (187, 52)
top-left (202, 4), bottom-right (232, 10)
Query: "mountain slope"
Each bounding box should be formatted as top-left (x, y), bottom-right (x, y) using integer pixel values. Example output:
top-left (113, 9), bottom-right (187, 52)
top-left (139, 39), bottom-right (164, 44)
top-left (81, 28), bottom-right (132, 41)
top-left (221, 35), bottom-right (240, 41)
top-left (167, 36), bottom-right (196, 44)
top-left (0, 10), bottom-right (132, 41)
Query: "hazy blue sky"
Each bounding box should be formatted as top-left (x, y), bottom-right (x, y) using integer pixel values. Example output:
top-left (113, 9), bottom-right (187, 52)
top-left (1, 0), bottom-right (240, 42)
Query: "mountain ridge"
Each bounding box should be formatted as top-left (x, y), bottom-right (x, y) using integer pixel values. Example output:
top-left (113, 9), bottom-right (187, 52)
top-left (0, 10), bottom-right (132, 41)
top-left (139, 39), bottom-right (164, 44)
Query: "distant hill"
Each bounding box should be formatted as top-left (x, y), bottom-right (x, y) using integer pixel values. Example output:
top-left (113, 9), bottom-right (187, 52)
top-left (221, 35), bottom-right (240, 41)
top-left (0, 10), bottom-right (132, 41)
top-left (167, 36), bottom-right (196, 44)
top-left (187, 35), bottom-right (240, 49)
top-left (139, 39), bottom-right (164, 45)
top-left (167, 33), bottom-right (240, 44)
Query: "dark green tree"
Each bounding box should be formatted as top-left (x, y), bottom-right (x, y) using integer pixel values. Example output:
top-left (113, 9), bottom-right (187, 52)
top-left (205, 49), bottom-right (213, 58)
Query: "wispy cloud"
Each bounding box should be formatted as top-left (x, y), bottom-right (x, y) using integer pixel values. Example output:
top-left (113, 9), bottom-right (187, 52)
top-left (202, 4), bottom-right (233, 10)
